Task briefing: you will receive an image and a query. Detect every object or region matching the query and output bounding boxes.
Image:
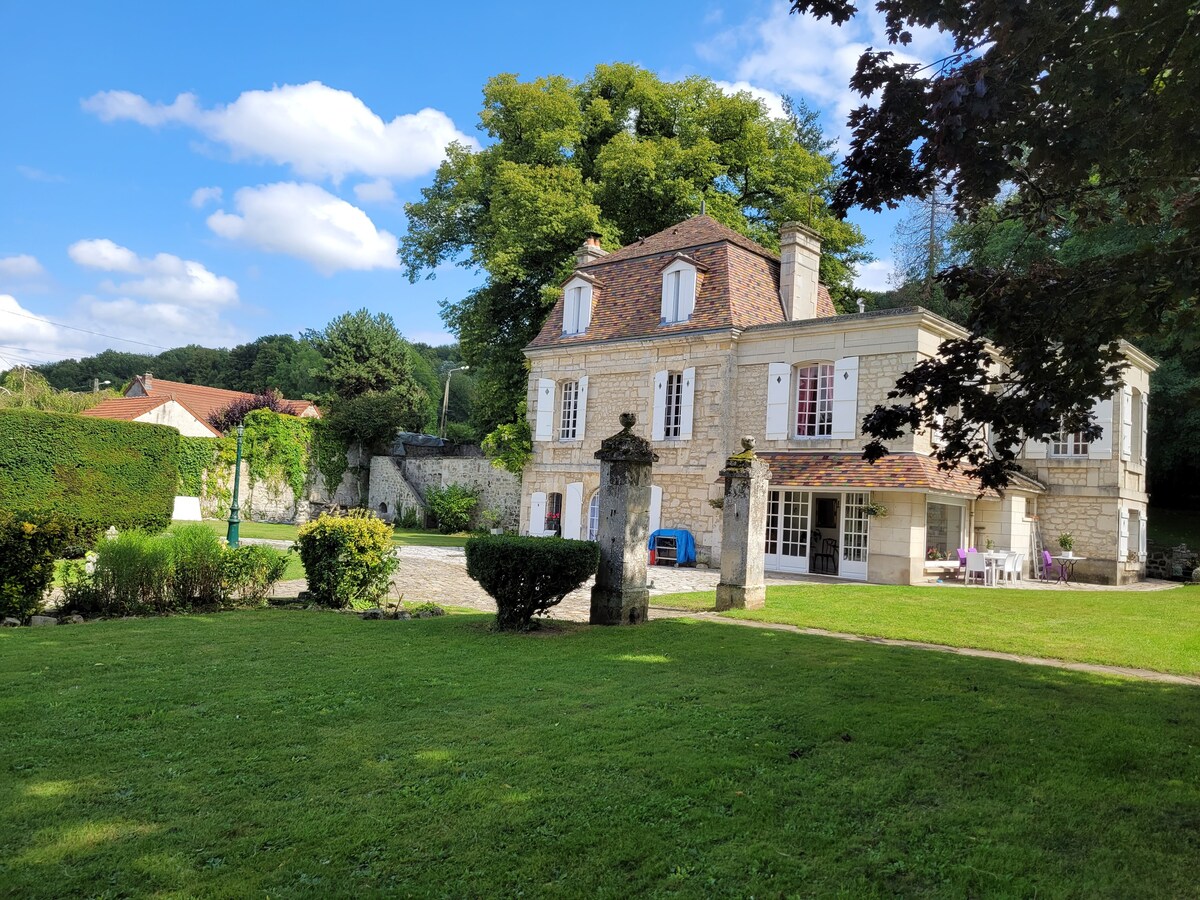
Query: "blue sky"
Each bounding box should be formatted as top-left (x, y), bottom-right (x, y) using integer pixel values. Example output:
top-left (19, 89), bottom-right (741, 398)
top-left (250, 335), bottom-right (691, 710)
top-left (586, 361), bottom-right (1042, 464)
top-left (0, 0), bottom-right (947, 368)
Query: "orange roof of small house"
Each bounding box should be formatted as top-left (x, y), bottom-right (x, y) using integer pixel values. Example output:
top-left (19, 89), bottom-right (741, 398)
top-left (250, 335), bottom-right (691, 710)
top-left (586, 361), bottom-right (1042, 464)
top-left (529, 215), bottom-right (835, 348)
top-left (754, 452), bottom-right (1045, 498)
top-left (126, 376), bottom-right (318, 421)
top-left (81, 395), bottom-right (222, 436)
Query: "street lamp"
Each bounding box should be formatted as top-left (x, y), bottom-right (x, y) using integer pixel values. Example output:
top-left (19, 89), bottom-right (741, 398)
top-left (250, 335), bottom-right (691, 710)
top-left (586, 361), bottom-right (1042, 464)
top-left (227, 424), bottom-right (245, 548)
top-left (439, 365), bottom-right (470, 438)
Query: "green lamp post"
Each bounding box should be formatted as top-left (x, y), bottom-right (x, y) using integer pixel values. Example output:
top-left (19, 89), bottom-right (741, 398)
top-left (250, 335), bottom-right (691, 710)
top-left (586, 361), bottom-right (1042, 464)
top-left (226, 424), bottom-right (245, 548)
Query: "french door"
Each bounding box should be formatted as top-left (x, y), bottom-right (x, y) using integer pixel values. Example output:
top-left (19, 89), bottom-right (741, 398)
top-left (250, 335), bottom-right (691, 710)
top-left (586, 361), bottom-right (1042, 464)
top-left (839, 492), bottom-right (870, 580)
top-left (764, 490), bottom-right (809, 573)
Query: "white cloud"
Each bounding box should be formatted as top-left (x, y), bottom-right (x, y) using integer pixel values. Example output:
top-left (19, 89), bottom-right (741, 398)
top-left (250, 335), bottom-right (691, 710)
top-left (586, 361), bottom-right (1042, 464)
top-left (207, 182), bottom-right (400, 274)
top-left (713, 80), bottom-right (786, 120)
top-left (68, 239), bottom-right (238, 306)
top-left (190, 186), bottom-right (223, 208)
top-left (853, 259), bottom-right (897, 292)
top-left (0, 255), bottom-right (45, 278)
top-left (353, 178), bottom-right (396, 205)
top-left (0, 294), bottom-right (60, 355)
top-left (16, 165), bottom-right (65, 183)
top-left (83, 297), bottom-right (241, 349)
top-left (83, 81), bottom-right (477, 182)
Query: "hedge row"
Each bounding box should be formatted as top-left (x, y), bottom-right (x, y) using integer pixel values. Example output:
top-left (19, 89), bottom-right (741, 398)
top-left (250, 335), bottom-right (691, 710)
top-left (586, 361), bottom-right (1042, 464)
top-left (0, 408), bottom-right (179, 535)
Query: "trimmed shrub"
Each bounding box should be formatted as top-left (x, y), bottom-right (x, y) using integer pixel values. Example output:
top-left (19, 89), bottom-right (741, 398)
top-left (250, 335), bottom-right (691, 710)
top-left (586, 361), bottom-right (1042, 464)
top-left (425, 483), bottom-right (479, 534)
top-left (295, 511), bottom-right (398, 609)
top-left (0, 408), bottom-right (178, 537)
top-left (0, 513), bottom-right (65, 620)
top-left (465, 535), bottom-right (599, 630)
top-left (223, 544), bottom-right (290, 606)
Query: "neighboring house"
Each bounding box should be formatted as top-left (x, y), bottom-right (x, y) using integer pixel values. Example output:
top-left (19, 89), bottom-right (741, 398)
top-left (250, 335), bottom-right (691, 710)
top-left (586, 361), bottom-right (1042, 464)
top-left (124, 374), bottom-right (320, 422)
top-left (81, 395), bottom-right (223, 438)
top-left (520, 215), bottom-right (1155, 585)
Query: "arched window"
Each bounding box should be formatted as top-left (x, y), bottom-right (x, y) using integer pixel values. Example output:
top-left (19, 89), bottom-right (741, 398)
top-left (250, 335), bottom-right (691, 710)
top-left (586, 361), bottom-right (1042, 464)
top-left (795, 363), bottom-right (834, 437)
top-left (587, 492), bottom-right (600, 540)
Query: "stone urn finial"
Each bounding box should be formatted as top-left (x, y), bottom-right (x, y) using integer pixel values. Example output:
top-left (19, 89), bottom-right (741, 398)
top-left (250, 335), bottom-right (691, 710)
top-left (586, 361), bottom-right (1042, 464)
top-left (619, 412), bottom-right (636, 431)
top-left (741, 435), bottom-right (756, 453)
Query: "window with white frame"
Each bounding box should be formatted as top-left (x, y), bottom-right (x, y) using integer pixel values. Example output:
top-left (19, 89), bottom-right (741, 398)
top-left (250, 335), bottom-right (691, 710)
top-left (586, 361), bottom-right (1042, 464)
top-left (587, 492), bottom-right (600, 541)
top-left (663, 372), bottom-right (684, 439)
top-left (926, 501), bottom-right (966, 558)
top-left (1051, 429), bottom-right (1088, 456)
top-left (562, 281), bottom-right (591, 335)
top-left (660, 259), bottom-right (696, 324)
top-left (559, 380), bottom-right (580, 440)
top-left (795, 363), bottom-right (834, 437)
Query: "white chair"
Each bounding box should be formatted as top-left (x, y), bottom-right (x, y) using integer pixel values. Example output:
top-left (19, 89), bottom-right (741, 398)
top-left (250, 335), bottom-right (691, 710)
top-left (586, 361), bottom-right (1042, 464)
top-left (965, 550), bottom-right (989, 586)
top-left (1000, 552), bottom-right (1021, 585)
top-left (1013, 552), bottom-right (1026, 582)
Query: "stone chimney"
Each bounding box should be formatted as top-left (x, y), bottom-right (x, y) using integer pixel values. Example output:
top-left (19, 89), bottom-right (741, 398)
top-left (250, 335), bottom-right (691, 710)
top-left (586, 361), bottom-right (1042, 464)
top-left (142, 372), bottom-right (154, 392)
top-left (574, 232), bottom-right (607, 266)
top-left (778, 222), bottom-right (823, 320)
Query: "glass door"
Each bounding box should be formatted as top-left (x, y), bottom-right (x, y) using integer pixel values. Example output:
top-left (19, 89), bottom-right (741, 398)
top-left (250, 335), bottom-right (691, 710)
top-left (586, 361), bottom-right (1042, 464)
top-left (765, 490), bottom-right (809, 573)
top-left (840, 492), bottom-right (870, 580)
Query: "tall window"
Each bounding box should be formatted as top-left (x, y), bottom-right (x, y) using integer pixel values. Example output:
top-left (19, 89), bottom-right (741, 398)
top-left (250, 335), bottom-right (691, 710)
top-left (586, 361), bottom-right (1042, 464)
top-left (559, 380), bottom-right (580, 440)
top-left (663, 372), bottom-right (683, 439)
top-left (546, 492), bottom-right (563, 536)
top-left (1051, 430), bottom-right (1088, 456)
top-left (587, 492), bottom-right (600, 541)
top-left (926, 501), bottom-right (965, 557)
top-left (1131, 387), bottom-right (1144, 462)
top-left (795, 363), bottom-right (834, 437)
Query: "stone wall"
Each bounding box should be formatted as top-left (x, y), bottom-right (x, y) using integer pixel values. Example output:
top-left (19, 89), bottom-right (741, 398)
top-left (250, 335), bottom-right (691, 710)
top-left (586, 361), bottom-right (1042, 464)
top-left (368, 454), bottom-right (521, 529)
top-left (1145, 543), bottom-right (1197, 581)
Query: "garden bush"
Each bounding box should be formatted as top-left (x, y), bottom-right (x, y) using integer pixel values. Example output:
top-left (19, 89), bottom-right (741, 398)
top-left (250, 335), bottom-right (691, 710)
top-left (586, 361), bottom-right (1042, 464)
top-left (0, 512), bottom-right (65, 620)
top-left (295, 511), bottom-right (398, 609)
top-left (425, 483), bottom-right (479, 533)
top-left (223, 544), bottom-right (290, 605)
top-left (170, 524), bottom-right (226, 607)
top-left (465, 535), bottom-right (599, 630)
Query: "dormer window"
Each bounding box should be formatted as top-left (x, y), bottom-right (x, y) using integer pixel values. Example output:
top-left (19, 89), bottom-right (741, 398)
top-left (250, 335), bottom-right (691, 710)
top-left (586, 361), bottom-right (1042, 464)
top-left (660, 256), bottom-right (699, 324)
top-left (561, 277), bottom-right (593, 335)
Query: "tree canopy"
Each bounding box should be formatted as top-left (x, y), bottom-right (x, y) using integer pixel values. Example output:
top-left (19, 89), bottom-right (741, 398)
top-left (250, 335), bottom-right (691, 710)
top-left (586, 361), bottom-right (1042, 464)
top-left (791, 0), bottom-right (1199, 490)
top-left (401, 63), bottom-right (867, 438)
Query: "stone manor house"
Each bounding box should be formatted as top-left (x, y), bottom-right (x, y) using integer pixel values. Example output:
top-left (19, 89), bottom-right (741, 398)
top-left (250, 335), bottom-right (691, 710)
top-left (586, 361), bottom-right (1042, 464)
top-left (519, 215), bottom-right (1155, 585)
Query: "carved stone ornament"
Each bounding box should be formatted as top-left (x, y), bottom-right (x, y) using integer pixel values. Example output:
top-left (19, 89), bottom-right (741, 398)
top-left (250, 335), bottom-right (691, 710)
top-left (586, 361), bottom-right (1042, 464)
top-left (595, 413), bottom-right (658, 464)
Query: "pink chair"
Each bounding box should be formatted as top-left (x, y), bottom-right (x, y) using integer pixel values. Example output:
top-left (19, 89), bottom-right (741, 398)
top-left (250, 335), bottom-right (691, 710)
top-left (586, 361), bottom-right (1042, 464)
top-left (1040, 550), bottom-right (1060, 581)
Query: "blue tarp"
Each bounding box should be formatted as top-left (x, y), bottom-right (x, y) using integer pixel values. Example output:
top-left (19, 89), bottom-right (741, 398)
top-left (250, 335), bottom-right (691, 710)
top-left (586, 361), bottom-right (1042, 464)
top-left (647, 528), bottom-right (697, 565)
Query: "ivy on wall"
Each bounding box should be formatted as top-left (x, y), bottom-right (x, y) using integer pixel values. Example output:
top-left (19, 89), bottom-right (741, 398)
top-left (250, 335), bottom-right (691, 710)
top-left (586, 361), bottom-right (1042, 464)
top-left (311, 419), bottom-right (349, 494)
top-left (243, 408), bottom-right (311, 500)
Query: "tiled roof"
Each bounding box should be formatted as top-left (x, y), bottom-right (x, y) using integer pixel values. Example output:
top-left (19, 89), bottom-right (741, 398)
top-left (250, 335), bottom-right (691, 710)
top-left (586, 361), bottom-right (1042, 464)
top-left (529, 215), bottom-right (835, 348)
top-left (756, 451), bottom-right (1044, 498)
top-left (127, 376), bottom-right (316, 421)
top-left (81, 396), bottom-right (222, 436)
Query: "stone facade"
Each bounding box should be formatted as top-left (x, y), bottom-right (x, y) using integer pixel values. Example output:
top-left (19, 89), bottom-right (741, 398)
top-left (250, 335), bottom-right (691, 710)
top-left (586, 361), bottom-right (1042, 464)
top-left (368, 453), bottom-right (521, 529)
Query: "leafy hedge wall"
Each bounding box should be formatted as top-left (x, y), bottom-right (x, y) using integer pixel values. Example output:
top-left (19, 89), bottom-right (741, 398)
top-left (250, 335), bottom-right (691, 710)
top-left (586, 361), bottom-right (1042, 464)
top-left (0, 408), bottom-right (179, 534)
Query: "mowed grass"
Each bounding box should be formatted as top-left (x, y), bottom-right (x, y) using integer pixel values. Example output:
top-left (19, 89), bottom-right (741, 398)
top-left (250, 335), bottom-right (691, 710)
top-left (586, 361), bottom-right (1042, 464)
top-left (654, 583), bottom-right (1200, 676)
top-left (200, 519), bottom-right (470, 548)
top-left (2, 613), bottom-right (1199, 897)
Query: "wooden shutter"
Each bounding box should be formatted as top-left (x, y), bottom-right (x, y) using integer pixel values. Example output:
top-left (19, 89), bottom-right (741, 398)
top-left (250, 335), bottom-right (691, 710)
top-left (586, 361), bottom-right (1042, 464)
top-left (534, 379), bottom-right (555, 441)
top-left (1120, 385), bottom-right (1133, 460)
top-left (1139, 510), bottom-right (1148, 559)
top-left (1089, 396), bottom-right (1114, 460)
top-left (1118, 507), bottom-right (1129, 559)
top-left (576, 375), bottom-right (589, 439)
top-left (679, 266), bottom-right (696, 320)
top-left (651, 370), bottom-right (668, 441)
top-left (679, 367), bottom-right (695, 440)
top-left (649, 484), bottom-right (662, 534)
top-left (831, 356), bottom-right (860, 439)
top-left (1024, 432), bottom-right (1048, 459)
top-left (579, 285), bottom-right (592, 332)
top-left (765, 362), bottom-right (790, 440)
top-left (931, 413), bottom-right (946, 453)
top-left (563, 482), bottom-right (583, 540)
top-left (529, 491), bottom-right (547, 535)
top-left (660, 272), bottom-right (673, 322)
top-left (1139, 394), bottom-right (1149, 465)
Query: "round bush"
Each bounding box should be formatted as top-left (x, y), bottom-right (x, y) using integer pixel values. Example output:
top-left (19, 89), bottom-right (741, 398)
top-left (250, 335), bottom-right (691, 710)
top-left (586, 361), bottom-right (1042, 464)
top-left (295, 512), bottom-right (398, 609)
top-left (465, 535), bottom-right (599, 630)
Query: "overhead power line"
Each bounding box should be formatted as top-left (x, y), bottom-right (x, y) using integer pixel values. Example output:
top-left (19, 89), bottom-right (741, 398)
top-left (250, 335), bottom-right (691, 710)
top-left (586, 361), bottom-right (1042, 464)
top-left (0, 307), bottom-right (170, 351)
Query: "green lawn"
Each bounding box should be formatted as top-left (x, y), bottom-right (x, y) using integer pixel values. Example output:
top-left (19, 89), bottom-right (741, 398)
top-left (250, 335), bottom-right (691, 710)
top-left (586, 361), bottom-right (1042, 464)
top-left (1148, 506), bottom-right (1200, 549)
top-left (1, 613), bottom-right (1198, 897)
top-left (654, 583), bottom-right (1200, 676)
top-left (200, 519), bottom-right (470, 548)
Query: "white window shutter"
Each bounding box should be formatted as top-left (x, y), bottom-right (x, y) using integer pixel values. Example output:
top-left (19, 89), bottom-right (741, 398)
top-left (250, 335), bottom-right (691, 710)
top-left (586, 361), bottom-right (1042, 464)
top-left (1139, 394), bottom-right (1149, 465)
top-left (931, 413), bottom-right (946, 453)
top-left (534, 379), bottom-right (555, 441)
top-left (1089, 396), bottom-right (1114, 460)
top-left (680, 266), bottom-right (696, 320)
top-left (679, 367), bottom-right (695, 440)
top-left (660, 274), bottom-right (672, 322)
top-left (1119, 507), bottom-right (1129, 559)
top-left (831, 356), bottom-right (860, 439)
top-left (1120, 385), bottom-right (1133, 461)
top-left (576, 375), bottom-right (589, 439)
top-left (563, 482), bottom-right (583, 540)
top-left (649, 484), bottom-right (662, 534)
top-left (765, 362), bottom-right (790, 440)
top-left (651, 370), bottom-right (668, 442)
top-left (529, 492), bottom-right (547, 535)
top-left (580, 285), bottom-right (592, 332)
top-left (1024, 433), bottom-right (1048, 459)
top-left (1140, 511), bottom-right (1148, 559)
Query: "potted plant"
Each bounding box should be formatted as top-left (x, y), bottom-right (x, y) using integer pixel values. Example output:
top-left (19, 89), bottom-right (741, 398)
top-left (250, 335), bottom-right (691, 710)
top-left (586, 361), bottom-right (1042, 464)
top-left (480, 508), bottom-right (504, 536)
top-left (863, 501), bottom-right (888, 518)
top-left (1058, 533), bottom-right (1075, 557)
top-left (985, 537), bottom-right (995, 551)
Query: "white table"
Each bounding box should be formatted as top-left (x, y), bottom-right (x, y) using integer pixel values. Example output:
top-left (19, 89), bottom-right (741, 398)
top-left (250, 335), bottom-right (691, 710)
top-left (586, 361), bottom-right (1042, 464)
top-left (1050, 555), bottom-right (1087, 584)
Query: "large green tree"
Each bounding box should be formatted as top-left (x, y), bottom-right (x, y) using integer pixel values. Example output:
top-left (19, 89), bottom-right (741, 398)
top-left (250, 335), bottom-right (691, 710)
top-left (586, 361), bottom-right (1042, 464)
top-left (401, 63), bottom-right (866, 438)
top-left (790, 0), bottom-right (1199, 490)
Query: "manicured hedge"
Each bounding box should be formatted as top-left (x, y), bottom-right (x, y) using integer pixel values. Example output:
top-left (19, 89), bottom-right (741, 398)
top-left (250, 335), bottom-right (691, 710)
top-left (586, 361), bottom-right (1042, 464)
top-left (0, 408), bottom-right (179, 536)
top-left (465, 535), bottom-right (599, 630)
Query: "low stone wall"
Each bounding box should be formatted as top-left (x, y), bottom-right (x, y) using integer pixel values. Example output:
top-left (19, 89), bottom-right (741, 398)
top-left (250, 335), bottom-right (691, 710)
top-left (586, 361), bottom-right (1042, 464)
top-left (1145, 543), bottom-right (1198, 581)
top-left (367, 454), bottom-right (521, 529)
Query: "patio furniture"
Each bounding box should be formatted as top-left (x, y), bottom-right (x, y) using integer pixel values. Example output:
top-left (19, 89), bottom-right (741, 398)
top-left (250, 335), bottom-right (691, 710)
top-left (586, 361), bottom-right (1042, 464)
top-left (1040, 549), bottom-right (1059, 581)
top-left (1050, 555), bottom-right (1087, 584)
top-left (999, 551), bottom-right (1021, 585)
top-left (965, 550), bottom-right (989, 586)
top-left (812, 538), bottom-right (838, 575)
